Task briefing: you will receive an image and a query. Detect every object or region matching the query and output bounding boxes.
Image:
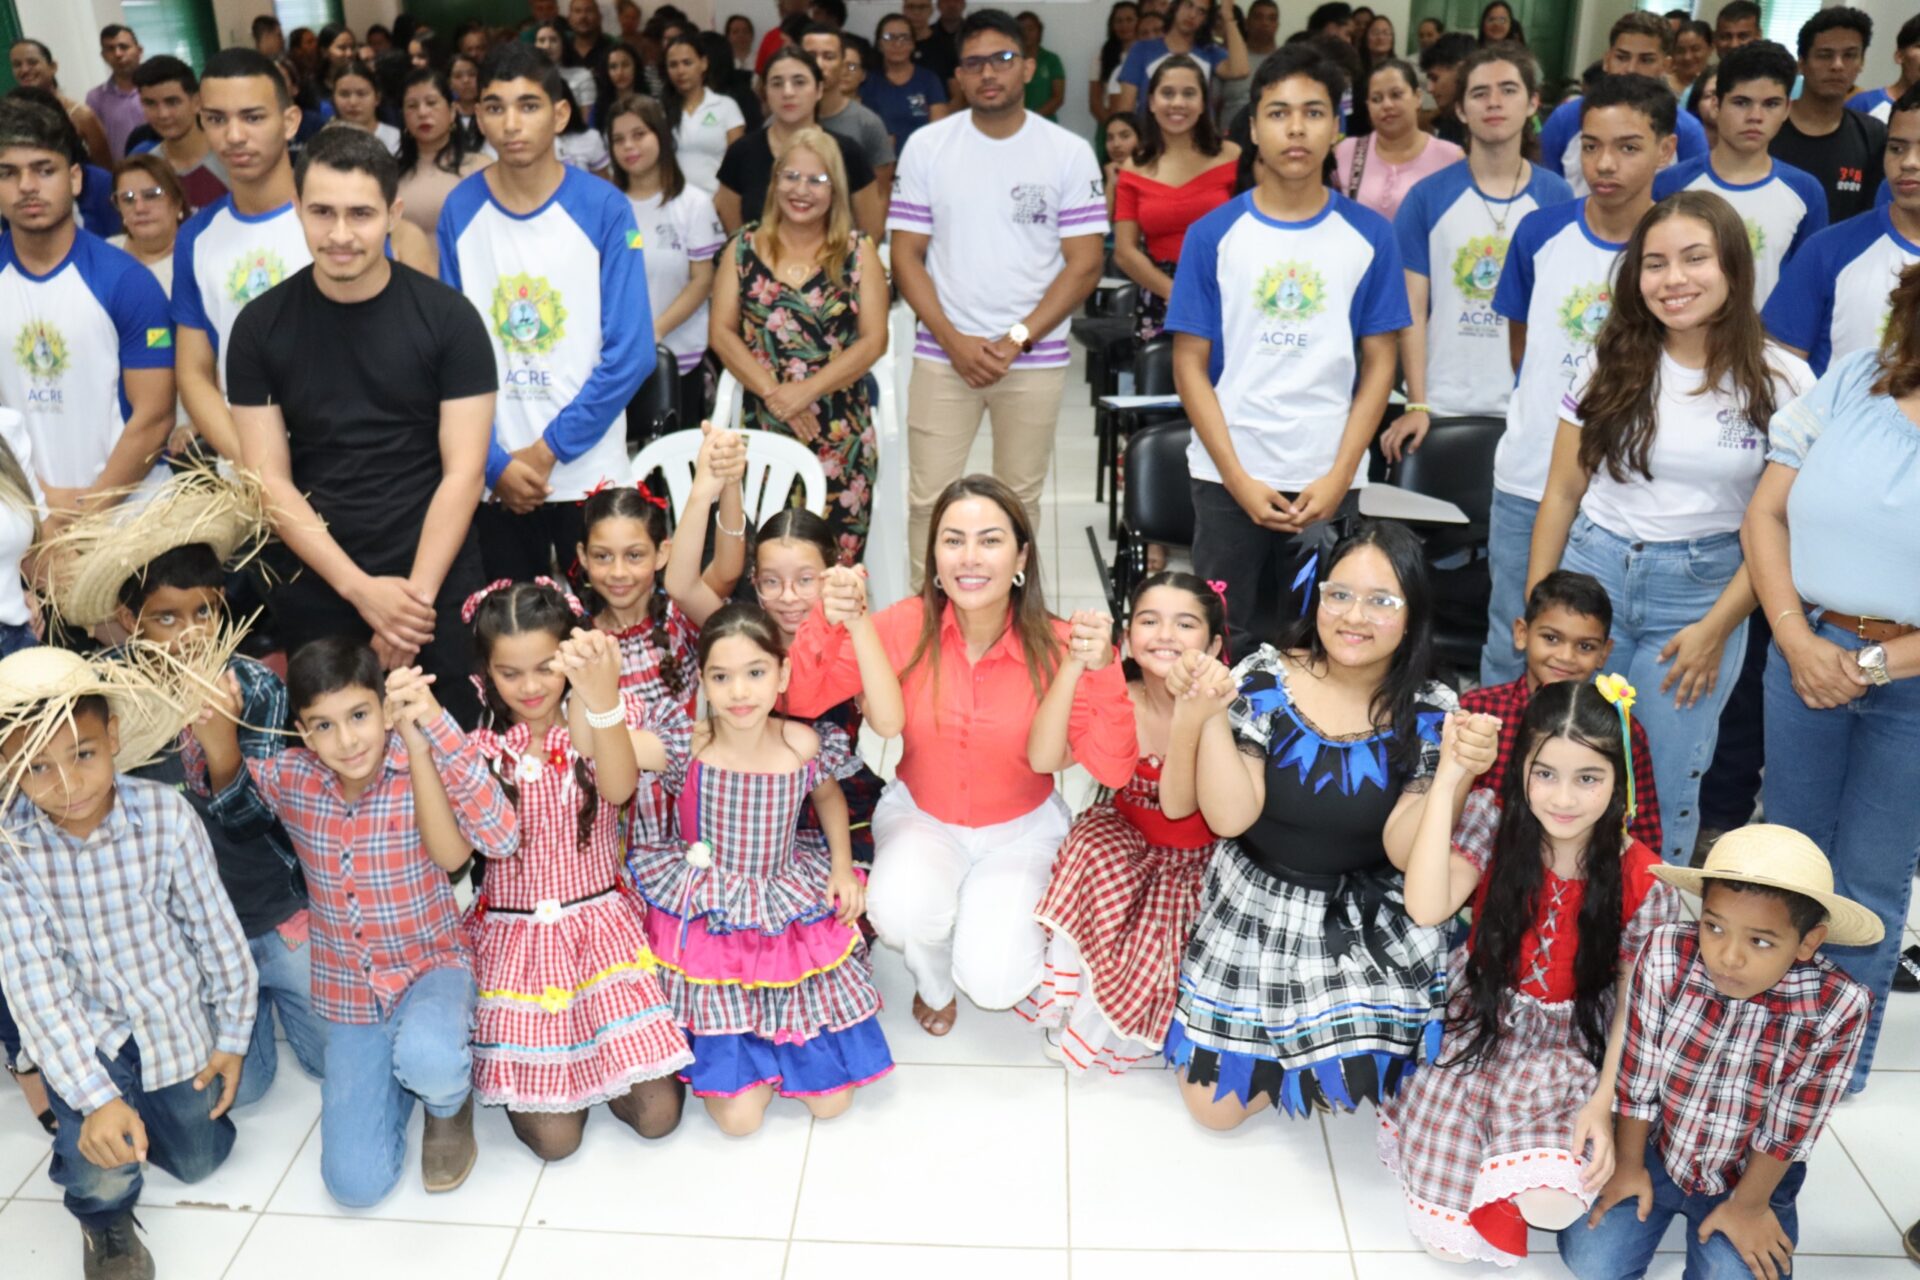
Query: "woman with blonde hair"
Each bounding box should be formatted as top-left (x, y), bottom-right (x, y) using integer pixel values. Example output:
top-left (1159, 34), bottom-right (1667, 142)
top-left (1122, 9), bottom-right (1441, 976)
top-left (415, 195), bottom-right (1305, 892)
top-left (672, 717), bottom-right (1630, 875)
top-left (709, 126), bottom-right (888, 564)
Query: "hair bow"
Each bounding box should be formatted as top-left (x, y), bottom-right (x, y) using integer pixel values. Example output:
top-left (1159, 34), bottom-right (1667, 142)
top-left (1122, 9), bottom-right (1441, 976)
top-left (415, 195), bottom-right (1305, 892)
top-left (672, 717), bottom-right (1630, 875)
top-left (1593, 673), bottom-right (1638, 823)
top-left (460, 576), bottom-right (588, 624)
top-left (635, 481), bottom-right (669, 511)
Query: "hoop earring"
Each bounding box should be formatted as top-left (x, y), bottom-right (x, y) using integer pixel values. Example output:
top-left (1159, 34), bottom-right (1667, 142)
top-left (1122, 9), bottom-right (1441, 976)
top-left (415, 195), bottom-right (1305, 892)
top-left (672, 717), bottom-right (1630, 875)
top-left (932, 575), bottom-right (945, 593)
top-left (1012, 570), bottom-right (1026, 589)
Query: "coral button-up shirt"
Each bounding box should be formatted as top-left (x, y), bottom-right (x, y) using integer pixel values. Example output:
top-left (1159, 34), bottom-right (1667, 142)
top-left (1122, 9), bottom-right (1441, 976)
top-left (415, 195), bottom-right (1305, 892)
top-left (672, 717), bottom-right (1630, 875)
top-left (786, 598), bottom-right (1137, 827)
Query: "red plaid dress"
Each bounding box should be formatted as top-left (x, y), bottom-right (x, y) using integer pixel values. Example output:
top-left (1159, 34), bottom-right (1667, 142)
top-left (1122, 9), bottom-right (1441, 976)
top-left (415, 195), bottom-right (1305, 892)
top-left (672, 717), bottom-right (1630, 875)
top-left (464, 695), bottom-right (693, 1111)
top-left (1377, 790), bottom-right (1679, 1265)
top-left (1018, 757), bottom-right (1216, 1074)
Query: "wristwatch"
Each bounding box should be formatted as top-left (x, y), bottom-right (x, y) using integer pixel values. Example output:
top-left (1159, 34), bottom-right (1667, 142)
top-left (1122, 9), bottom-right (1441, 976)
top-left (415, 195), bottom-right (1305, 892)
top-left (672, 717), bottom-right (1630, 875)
top-left (1856, 643), bottom-right (1892, 686)
top-left (1007, 322), bottom-right (1034, 354)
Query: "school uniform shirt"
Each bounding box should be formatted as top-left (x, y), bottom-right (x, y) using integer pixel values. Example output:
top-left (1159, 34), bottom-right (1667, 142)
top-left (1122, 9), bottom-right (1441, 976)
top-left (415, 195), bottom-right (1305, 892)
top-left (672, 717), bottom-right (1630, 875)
top-left (1847, 86), bottom-right (1896, 124)
top-left (439, 166), bottom-right (654, 496)
top-left (1763, 205), bottom-right (1920, 376)
top-left (1652, 156), bottom-right (1828, 306)
top-left (1561, 344), bottom-right (1814, 542)
top-left (1770, 110), bottom-right (1886, 223)
top-left (862, 65), bottom-right (948, 150)
top-left (1165, 190), bottom-right (1410, 492)
top-left (630, 186), bottom-right (727, 372)
top-left (0, 408), bottom-right (41, 628)
top-left (173, 197), bottom-right (312, 390)
top-left (1116, 38), bottom-right (1229, 104)
top-left (1490, 199), bottom-right (1626, 502)
top-left (1395, 160), bottom-right (1575, 418)
top-left (887, 111), bottom-right (1109, 371)
top-left (674, 90), bottom-right (747, 193)
top-left (1537, 95), bottom-right (1708, 198)
top-left (0, 228), bottom-right (173, 492)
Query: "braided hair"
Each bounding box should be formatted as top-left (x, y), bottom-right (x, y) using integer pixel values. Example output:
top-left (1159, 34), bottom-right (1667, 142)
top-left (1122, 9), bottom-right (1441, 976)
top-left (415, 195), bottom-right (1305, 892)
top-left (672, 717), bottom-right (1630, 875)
top-left (577, 485), bottom-right (690, 702)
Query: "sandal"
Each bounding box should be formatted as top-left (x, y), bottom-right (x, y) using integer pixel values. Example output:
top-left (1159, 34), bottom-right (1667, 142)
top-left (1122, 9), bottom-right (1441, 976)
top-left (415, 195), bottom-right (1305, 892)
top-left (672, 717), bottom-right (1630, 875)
top-left (912, 994), bottom-right (958, 1038)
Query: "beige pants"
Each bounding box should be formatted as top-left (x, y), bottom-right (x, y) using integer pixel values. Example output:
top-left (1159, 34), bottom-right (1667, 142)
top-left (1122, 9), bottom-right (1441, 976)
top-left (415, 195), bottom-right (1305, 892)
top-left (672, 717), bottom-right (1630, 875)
top-left (906, 358), bottom-right (1068, 589)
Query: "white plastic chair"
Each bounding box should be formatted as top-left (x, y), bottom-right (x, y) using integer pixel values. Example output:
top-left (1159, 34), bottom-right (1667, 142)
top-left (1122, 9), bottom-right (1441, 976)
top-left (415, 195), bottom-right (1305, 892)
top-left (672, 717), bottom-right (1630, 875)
top-left (629, 371), bottom-right (828, 526)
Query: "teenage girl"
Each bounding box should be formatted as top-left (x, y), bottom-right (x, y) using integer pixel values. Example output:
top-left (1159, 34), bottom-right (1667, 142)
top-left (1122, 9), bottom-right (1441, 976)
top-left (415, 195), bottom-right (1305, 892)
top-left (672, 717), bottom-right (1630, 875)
top-left (627, 603), bottom-right (901, 1134)
top-left (1019, 572), bottom-right (1225, 1074)
top-left (1379, 679), bottom-right (1678, 1266)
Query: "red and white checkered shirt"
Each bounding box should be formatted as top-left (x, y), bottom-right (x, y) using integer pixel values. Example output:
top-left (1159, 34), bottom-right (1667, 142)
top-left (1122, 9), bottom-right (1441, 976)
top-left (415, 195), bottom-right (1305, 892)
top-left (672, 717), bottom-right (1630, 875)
top-left (240, 711), bottom-right (519, 1024)
top-left (1616, 922), bottom-right (1869, 1196)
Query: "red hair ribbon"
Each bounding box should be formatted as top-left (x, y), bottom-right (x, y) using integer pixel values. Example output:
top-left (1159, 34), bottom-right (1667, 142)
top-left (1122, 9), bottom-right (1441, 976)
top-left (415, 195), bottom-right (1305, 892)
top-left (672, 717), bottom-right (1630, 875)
top-left (579, 479), bottom-right (668, 511)
top-left (635, 481), bottom-right (669, 511)
top-left (1206, 579), bottom-right (1228, 600)
top-left (460, 576), bottom-right (588, 624)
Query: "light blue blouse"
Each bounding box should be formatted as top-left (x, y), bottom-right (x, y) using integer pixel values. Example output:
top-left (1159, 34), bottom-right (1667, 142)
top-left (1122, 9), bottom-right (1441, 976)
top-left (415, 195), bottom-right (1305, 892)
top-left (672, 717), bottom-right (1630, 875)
top-left (1767, 348), bottom-right (1920, 625)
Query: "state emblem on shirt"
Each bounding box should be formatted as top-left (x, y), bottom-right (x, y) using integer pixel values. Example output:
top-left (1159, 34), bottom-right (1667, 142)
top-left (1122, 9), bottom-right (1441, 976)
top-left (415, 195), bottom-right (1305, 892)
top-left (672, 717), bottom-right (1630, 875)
top-left (13, 321), bottom-right (67, 382)
top-left (1744, 217), bottom-right (1766, 257)
top-left (1252, 261), bottom-right (1325, 323)
top-left (1451, 236), bottom-right (1507, 302)
top-left (226, 250), bottom-right (288, 304)
top-left (491, 274), bottom-right (568, 356)
top-left (1556, 282), bottom-right (1613, 344)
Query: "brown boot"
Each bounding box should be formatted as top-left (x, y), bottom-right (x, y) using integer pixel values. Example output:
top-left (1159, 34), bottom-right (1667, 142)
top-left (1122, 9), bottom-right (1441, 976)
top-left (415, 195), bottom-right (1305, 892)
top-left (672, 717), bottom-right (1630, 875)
top-left (81, 1211), bottom-right (153, 1280)
top-left (421, 1096), bottom-right (477, 1193)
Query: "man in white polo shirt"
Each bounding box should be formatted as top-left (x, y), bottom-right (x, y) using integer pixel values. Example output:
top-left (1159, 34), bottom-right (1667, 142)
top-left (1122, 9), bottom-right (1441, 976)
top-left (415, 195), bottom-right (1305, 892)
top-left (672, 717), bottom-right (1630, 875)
top-left (889, 8), bottom-right (1105, 581)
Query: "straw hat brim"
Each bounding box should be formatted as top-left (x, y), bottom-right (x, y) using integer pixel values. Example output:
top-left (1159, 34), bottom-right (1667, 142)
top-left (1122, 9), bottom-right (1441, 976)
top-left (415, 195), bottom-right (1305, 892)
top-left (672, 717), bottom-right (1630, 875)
top-left (1653, 865), bottom-right (1886, 947)
top-left (0, 646), bottom-right (185, 771)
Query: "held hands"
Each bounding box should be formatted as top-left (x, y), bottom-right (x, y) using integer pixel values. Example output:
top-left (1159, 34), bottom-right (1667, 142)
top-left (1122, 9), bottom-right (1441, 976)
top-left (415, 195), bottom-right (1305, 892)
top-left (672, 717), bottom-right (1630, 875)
top-left (1167, 650), bottom-right (1237, 721)
top-left (1571, 1093), bottom-right (1617, 1194)
top-left (827, 863), bottom-right (866, 927)
top-left (557, 627), bottom-right (624, 716)
top-left (820, 565), bottom-right (869, 628)
top-left (1781, 629), bottom-right (1871, 710)
top-left (692, 420), bottom-right (748, 498)
top-left (1657, 620), bottom-right (1729, 709)
top-left (1380, 410), bottom-right (1431, 463)
top-left (384, 666), bottom-right (443, 737)
top-left (1696, 1198), bottom-right (1795, 1280)
top-left (496, 441), bottom-right (557, 515)
top-left (944, 333), bottom-right (1016, 389)
top-left (1064, 610), bottom-right (1115, 671)
top-left (1437, 711), bottom-right (1502, 781)
top-left (1226, 471), bottom-right (1343, 534)
top-left (193, 1050), bottom-right (245, 1120)
top-left (762, 379), bottom-right (821, 435)
top-left (78, 1098), bottom-right (148, 1170)
top-left (352, 575), bottom-right (436, 657)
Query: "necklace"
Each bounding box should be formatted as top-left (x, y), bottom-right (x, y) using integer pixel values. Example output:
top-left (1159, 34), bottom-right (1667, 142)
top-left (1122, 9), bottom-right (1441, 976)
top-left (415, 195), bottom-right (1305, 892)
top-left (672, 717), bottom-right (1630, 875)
top-left (779, 259), bottom-right (813, 285)
top-left (1471, 155), bottom-right (1529, 238)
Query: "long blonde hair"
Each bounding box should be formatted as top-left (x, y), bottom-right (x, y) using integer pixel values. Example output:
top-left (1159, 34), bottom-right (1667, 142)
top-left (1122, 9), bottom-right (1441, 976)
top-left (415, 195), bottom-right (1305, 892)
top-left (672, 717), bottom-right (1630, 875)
top-left (758, 125), bottom-right (855, 283)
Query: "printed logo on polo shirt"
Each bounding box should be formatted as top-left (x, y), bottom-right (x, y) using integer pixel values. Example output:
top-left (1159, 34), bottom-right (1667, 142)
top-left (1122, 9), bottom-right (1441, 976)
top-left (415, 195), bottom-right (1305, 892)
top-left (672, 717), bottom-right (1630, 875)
top-left (1715, 407), bottom-right (1762, 450)
top-left (1556, 282), bottom-right (1613, 344)
top-left (491, 274), bottom-right (568, 356)
top-left (1253, 261), bottom-right (1325, 324)
top-left (1010, 183), bottom-right (1053, 225)
top-left (701, 110), bottom-right (719, 126)
top-left (225, 249), bottom-right (287, 304)
top-left (1451, 236), bottom-right (1506, 302)
top-left (13, 321), bottom-right (68, 397)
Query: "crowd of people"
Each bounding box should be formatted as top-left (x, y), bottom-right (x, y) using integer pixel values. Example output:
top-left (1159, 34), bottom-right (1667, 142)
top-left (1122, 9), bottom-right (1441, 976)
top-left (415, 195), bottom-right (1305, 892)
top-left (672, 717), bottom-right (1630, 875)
top-left (0, 2), bottom-right (1918, 1279)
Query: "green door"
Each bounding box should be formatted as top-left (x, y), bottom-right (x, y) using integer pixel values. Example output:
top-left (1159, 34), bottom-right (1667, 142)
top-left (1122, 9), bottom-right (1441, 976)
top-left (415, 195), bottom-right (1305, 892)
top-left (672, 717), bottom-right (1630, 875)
top-left (0, 0), bottom-right (21, 92)
top-left (119, 0), bottom-right (220, 71)
top-left (1407, 0), bottom-right (1576, 92)
top-left (404, 0), bottom-right (534, 36)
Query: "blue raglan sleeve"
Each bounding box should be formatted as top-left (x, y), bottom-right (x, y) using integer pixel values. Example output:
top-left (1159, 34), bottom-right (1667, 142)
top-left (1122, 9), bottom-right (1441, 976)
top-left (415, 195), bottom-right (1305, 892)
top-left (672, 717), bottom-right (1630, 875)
top-left (1651, 158), bottom-right (1698, 201)
top-left (102, 248), bottom-right (174, 371)
top-left (170, 215), bottom-right (210, 335)
top-left (539, 183), bottom-right (653, 465)
top-left (1492, 209), bottom-right (1543, 324)
top-left (1762, 231), bottom-right (1834, 368)
top-left (1351, 209), bottom-right (1412, 337)
top-left (1780, 164), bottom-right (1830, 261)
top-left (1674, 111), bottom-right (1709, 165)
top-left (1118, 42), bottom-right (1151, 102)
top-left (1395, 175), bottom-right (1436, 279)
top-left (1537, 101), bottom-right (1577, 181)
top-left (1164, 202), bottom-right (1227, 347)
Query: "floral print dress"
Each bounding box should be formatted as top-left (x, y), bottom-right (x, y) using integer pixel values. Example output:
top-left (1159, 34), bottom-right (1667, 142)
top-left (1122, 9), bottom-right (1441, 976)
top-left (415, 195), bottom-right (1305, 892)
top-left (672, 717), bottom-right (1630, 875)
top-left (733, 224), bottom-right (876, 565)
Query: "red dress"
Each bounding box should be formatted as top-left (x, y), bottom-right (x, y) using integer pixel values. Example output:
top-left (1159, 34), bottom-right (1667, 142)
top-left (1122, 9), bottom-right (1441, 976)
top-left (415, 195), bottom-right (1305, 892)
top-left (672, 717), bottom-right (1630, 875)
top-left (1018, 756), bottom-right (1216, 1074)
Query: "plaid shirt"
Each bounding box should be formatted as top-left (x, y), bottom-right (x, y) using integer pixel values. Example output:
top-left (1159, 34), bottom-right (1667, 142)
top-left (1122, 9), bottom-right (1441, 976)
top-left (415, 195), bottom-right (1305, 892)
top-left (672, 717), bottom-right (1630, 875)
top-left (0, 779), bottom-right (258, 1113)
top-left (231, 711), bottom-right (518, 1024)
top-left (180, 655), bottom-right (295, 863)
top-left (1617, 922), bottom-right (1869, 1196)
top-left (1461, 677), bottom-right (1663, 853)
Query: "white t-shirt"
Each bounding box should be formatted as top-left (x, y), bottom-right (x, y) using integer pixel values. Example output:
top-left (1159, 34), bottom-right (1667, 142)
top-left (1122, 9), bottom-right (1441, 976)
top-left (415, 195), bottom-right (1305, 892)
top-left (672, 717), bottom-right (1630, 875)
top-left (558, 129), bottom-right (610, 173)
top-left (674, 90), bottom-right (746, 194)
top-left (1491, 199), bottom-right (1626, 501)
top-left (375, 121), bottom-right (403, 155)
top-left (1763, 206), bottom-right (1920, 375)
top-left (1165, 191), bottom-right (1411, 490)
top-left (630, 186), bottom-right (727, 370)
top-left (0, 407), bottom-right (42, 627)
top-left (172, 197), bottom-right (313, 390)
top-left (1395, 159), bottom-right (1575, 418)
top-left (1652, 157), bottom-right (1828, 307)
top-left (1563, 345), bottom-right (1814, 542)
top-left (886, 111), bottom-right (1108, 369)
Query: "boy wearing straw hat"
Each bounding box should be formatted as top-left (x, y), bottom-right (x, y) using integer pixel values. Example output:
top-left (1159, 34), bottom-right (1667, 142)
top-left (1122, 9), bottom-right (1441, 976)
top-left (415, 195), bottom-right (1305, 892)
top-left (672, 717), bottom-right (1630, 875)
top-left (1559, 824), bottom-right (1879, 1280)
top-left (0, 647), bottom-right (257, 1280)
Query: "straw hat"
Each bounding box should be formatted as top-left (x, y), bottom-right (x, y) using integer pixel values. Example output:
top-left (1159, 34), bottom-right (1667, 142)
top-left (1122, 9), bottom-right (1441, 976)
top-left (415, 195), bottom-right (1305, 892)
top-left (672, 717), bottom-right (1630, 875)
top-left (1653, 824), bottom-right (1885, 947)
top-left (0, 646), bottom-right (184, 775)
top-left (40, 465), bottom-right (270, 629)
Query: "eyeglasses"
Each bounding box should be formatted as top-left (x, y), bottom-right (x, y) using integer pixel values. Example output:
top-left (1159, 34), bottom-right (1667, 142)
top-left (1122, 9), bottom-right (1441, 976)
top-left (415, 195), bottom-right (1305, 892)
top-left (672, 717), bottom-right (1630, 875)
top-left (959, 49), bottom-right (1019, 73)
top-left (878, 31), bottom-right (914, 43)
top-left (112, 185), bottom-right (168, 206)
top-left (754, 572), bottom-right (821, 598)
top-left (777, 169), bottom-right (832, 189)
top-left (1318, 583), bottom-right (1407, 620)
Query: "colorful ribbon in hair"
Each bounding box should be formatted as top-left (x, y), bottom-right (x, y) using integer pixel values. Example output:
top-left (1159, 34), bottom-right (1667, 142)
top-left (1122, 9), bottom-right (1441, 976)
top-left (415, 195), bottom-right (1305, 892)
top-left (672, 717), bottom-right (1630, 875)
top-left (459, 576), bottom-right (589, 624)
top-left (1593, 673), bottom-right (1637, 825)
top-left (581, 478), bottom-right (669, 511)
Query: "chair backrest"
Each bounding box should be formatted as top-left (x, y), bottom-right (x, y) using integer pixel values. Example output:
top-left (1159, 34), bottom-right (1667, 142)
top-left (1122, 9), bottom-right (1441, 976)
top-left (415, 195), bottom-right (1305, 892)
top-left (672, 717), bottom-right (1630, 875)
top-left (1133, 335), bottom-right (1176, 395)
top-left (1386, 415), bottom-right (1503, 526)
top-left (1086, 280), bottom-right (1139, 319)
top-left (625, 343), bottom-right (682, 447)
top-left (630, 424), bottom-right (828, 528)
top-left (1123, 420), bottom-right (1195, 547)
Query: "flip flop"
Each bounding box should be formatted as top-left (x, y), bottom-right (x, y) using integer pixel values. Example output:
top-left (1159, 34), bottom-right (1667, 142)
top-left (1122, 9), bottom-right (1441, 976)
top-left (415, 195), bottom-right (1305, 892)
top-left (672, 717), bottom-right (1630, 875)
top-left (912, 994), bottom-right (958, 1037)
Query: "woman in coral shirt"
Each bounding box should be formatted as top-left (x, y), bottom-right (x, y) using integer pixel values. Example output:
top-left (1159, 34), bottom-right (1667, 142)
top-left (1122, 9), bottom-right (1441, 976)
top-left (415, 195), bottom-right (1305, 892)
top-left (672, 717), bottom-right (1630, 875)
top-left (787, 475), bottom-right (1137, 1037)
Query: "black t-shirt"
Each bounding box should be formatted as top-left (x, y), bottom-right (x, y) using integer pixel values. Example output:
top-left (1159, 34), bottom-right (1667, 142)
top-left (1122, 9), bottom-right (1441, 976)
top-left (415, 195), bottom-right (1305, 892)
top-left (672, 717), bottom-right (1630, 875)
top-left (717, 125), bottom-right (877, 222)
top-left (226, 263), bottom-right (497, 577)
top-left (1770, 109), bottom-right (1886, 224)
top-left (915, 32), bottom-right (958, 85)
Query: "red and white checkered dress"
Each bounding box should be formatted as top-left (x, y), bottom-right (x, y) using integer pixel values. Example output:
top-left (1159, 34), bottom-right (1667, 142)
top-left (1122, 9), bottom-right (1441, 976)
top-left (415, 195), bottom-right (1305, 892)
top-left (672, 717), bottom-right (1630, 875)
top-left (464, 694), bottom-right (694, 1112)
top-left (1376, 790), bottom-right (1679, 1265)
top-left (1018, 757), bottom-right (1216, 1074)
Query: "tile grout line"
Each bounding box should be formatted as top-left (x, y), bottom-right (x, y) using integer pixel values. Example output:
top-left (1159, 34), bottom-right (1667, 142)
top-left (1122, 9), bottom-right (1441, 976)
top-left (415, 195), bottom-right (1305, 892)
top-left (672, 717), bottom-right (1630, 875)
top-left (1061, 1071), bottom-right (1073, 1280)
top-left (1314, 1112), bottom-right (1362, 1276)
top-left (781, 1113), bottom-right (816, 1280)
top-left (218, 1107), bottom-right (321, 1280)
top-left (496, 1152), bottom-right (549, 1280)
top-left (1827, 1122), bottom-right (1905, 1239)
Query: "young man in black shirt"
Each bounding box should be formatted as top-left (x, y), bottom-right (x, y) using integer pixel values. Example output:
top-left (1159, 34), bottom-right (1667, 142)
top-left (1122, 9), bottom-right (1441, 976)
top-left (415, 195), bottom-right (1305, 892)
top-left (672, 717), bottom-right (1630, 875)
top-left (1771, 6), bottom-right (1886, 221)
top-left (227, 126), bottom-right (496, 723)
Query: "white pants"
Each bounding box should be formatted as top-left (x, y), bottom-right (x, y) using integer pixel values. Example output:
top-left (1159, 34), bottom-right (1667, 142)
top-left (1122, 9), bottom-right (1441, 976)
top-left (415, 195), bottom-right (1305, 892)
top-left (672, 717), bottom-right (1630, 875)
top-left (868, 780), bottom-right (1071, 1010)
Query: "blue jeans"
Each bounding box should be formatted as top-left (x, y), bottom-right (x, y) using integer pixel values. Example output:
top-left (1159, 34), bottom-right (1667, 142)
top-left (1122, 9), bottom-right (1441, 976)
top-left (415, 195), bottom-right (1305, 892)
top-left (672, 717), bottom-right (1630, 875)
top-left (1480, 489), bottom-right (1538, 687)
top-left (1763, 619), bottom-right (1920, 1091)
top-left (1558, 1145), bottom-right (1805, 1279)
top-left (1560, 515), bottom-right (1748, 865)
top-left (43, 1039), bottom-right (236, 1230)
top-left (233, 926), bottom-right (328, 1108)
top-left (319, 965), bottom-right (474, 1207)
top-left (0, 622), bottom-right (35, 658)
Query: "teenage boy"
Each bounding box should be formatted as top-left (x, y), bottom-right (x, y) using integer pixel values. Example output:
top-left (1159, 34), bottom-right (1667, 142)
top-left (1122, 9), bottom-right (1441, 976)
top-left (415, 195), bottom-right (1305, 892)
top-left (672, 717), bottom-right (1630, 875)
top-left (0, 97), bottom-right (174, 521)
top-left (195, 637), bottom-right (518, 1206)
top-left (1849, 15), bottom-right (1920, 123)
top-left (130, 56), bottom-right (231, 211)
top-left (1653, 40), bottom-right (1827, 306)
top-left (1560, 825), bottom-right (1877, 1280)
top-left (1168, 45), bottom-right (1408, 643)
top-left (0, 647), bottom-right (256, 1280)
top-left (87, 25), bottom-right (145, 163)
top-left (1420, 32), bottom-right (1477, 148)
top-left (802, 25), bottom-right (895, 192)
top-left (1482, 74), bottom-right (1673, 687)
top-left (230, 127), bottom-right (494, 721)
top-left (890, 9), bottom-right (1106, 584)
top-left (1540, 13), bottom-right (1707, 198)
top-left (1772, 7), bottom-right (1886, 223)
top-left (1387, 43), bottom-right (1573, 462)
top-left (1714, 0), bottom-right (1761, 55)
top-left (1460, 570), bottom-right (1663, 851)
top-left (440, 42), bottom-right (652, 583)
top-left (1114, 0), bottom-right (1249, 116)
top-left (1763, 88), bottom-right (1920, 375)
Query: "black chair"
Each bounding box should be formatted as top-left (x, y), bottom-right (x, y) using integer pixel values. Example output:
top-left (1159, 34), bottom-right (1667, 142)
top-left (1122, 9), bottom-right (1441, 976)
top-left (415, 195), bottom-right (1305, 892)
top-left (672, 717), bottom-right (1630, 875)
top-left (625, 343), bottom-right (681, 448)
top-left (1094, 419), bottom-right (1195, 612)
top-left (1097, 336), bottom-right (1186, 534)
top-left (1386, 414), bottom-right (1504, 680)
top-left (1071, 280), bottom-right (1139, 393)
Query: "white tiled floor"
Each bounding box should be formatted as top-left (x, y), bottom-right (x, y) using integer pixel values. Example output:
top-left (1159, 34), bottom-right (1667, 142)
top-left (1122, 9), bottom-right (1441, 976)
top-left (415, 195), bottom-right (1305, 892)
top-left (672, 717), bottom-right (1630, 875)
top-left (5, 353), bottom-right (1916, 1278)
